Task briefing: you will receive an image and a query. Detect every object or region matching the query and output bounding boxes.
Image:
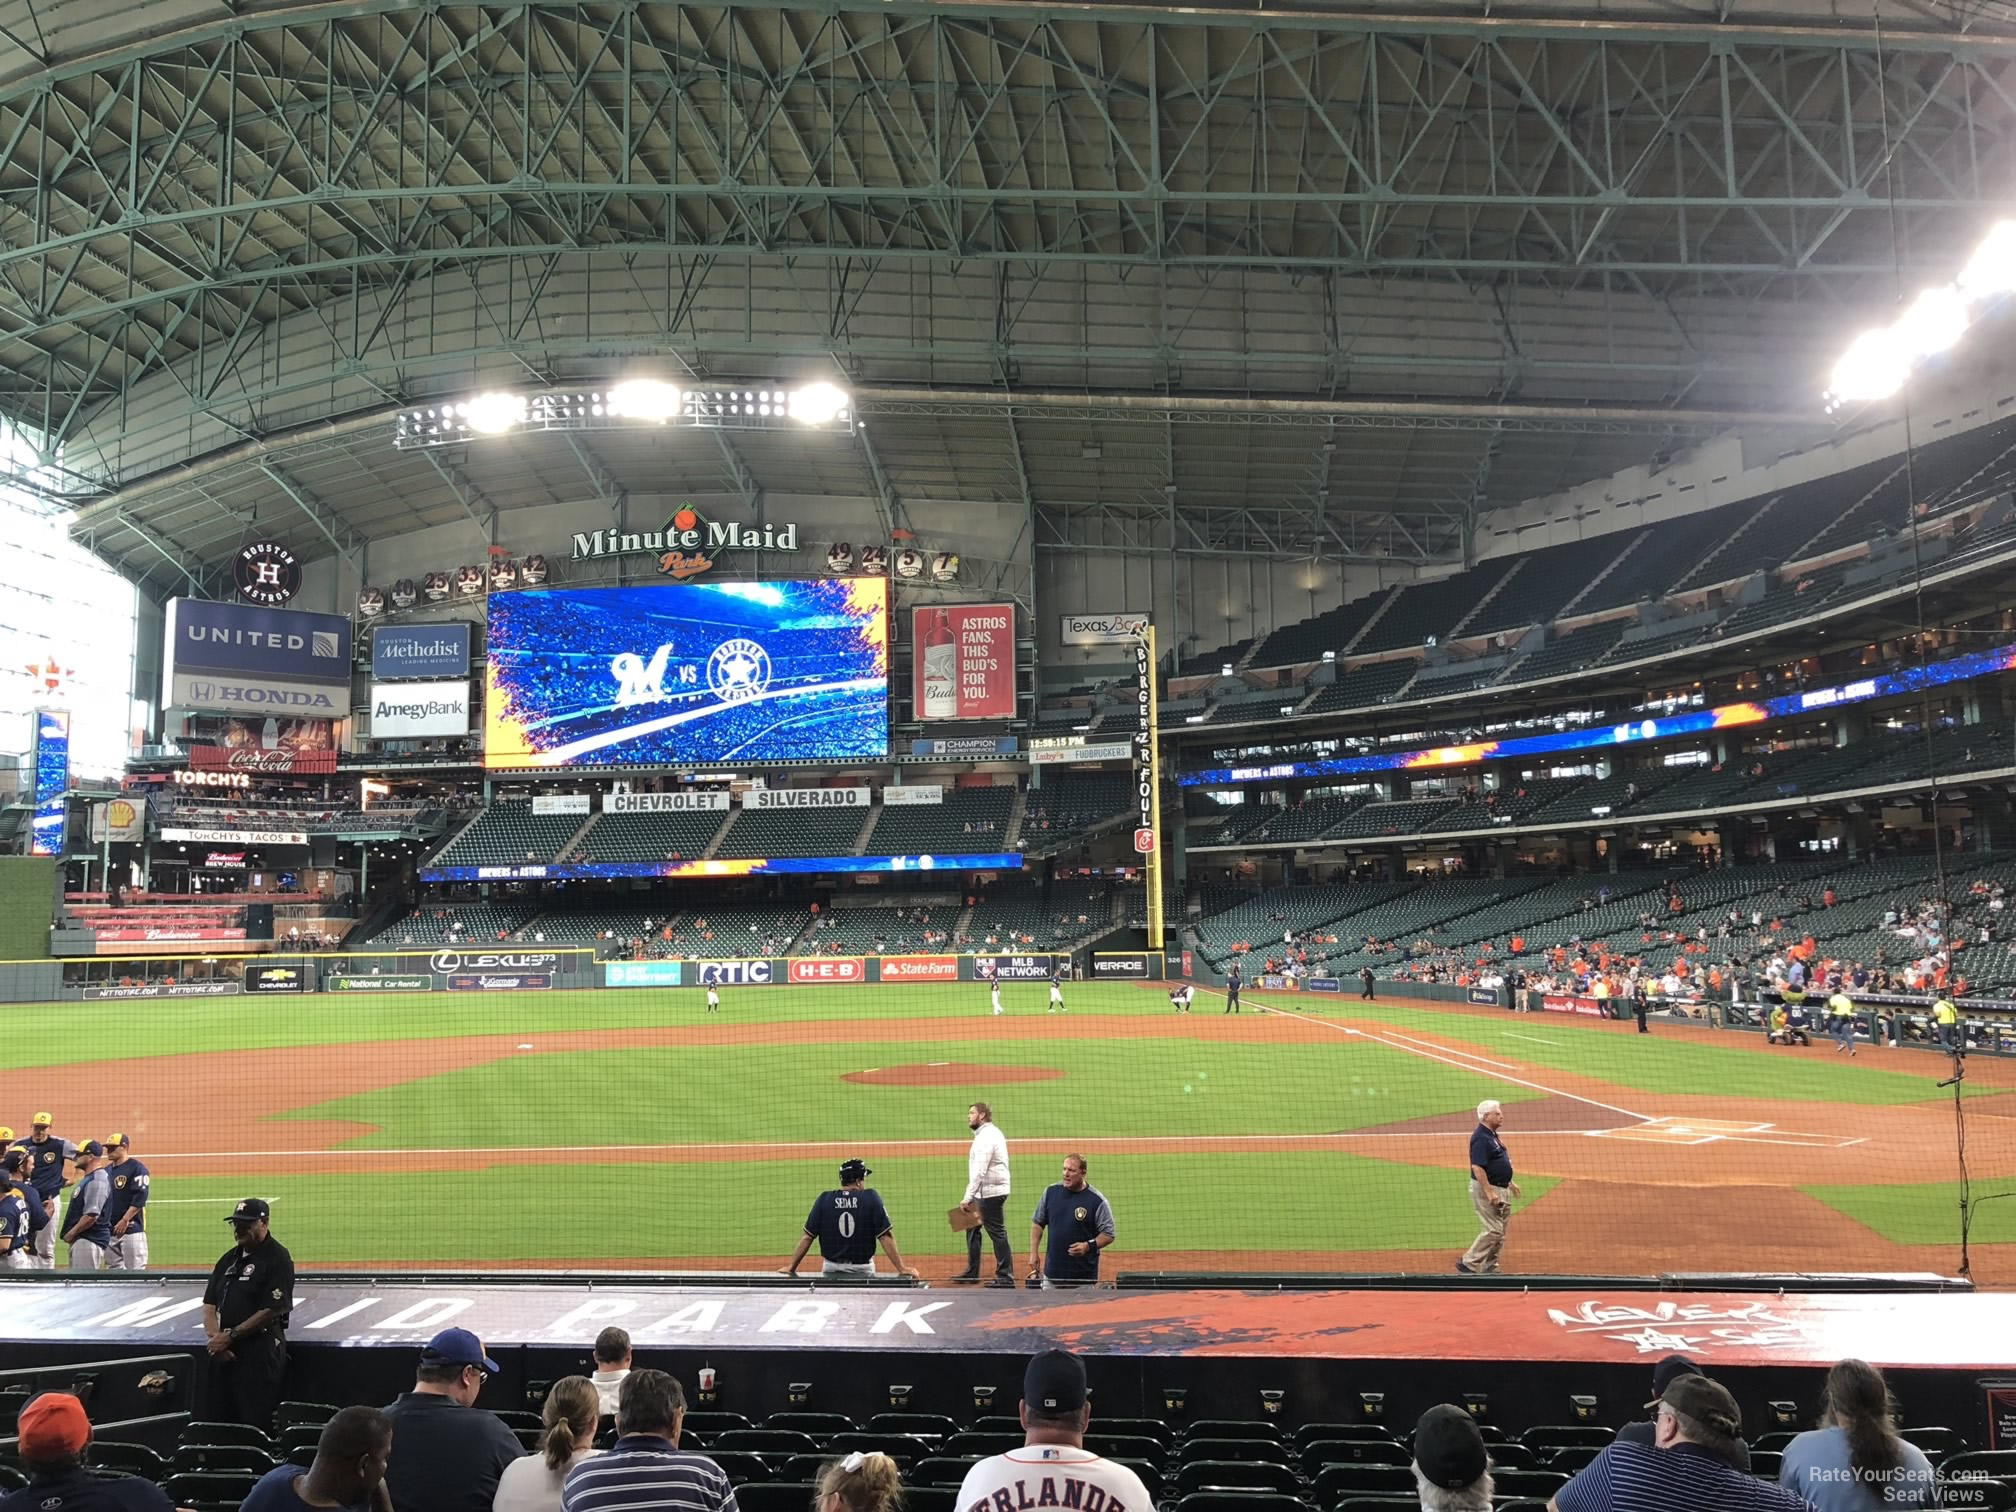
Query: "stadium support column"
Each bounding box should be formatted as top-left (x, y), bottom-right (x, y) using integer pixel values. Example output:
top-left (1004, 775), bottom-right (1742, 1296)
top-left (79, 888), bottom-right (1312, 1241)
top-left (1136, 626), bottom-right (1164, 953)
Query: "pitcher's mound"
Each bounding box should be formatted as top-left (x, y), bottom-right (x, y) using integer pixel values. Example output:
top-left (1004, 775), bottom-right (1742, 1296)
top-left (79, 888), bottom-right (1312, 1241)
top-left (844, 1063), bottom-right (1064, 1087)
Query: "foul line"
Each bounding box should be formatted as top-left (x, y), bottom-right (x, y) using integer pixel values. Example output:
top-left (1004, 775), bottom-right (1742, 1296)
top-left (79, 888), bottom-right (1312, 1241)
top-left (137, 1130), bottom-right (1623, 1161)
top-left (1254, 1000), bottom-right (1650, 1122)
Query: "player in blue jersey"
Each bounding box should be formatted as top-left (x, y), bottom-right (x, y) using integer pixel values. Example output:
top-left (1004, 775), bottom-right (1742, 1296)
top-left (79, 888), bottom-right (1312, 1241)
top-left (0, 1172), bottom-right (33, 1270)
top-left (1, 1149), bottom-right (52, 1268)
top-left (777, 1159), bottom-right (919, 1279)
top-left (102, 1133), bottom-right (151, 1270)
top-left (1048, 969), bottom-right (1066, 1015)
top-left (16, 1114), bottom-right (75, 1269)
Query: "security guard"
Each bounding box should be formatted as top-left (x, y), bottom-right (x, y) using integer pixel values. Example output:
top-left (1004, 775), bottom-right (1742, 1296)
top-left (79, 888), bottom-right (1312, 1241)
top-left (201, 1198), bottom-right (295, 1428)
top-left (1933, 993), bottom-right (1962, 1054)
top-left (778, 1159), bottom-right (920, 1279)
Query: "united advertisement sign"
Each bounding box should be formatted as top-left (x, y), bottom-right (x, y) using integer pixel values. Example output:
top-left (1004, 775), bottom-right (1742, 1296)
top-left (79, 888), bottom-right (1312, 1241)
top-left (164, 599), bottom-right (353, 717)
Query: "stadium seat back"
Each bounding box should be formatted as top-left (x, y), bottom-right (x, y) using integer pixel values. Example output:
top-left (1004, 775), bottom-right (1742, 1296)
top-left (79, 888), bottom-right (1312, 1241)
top-left (868, 1413), bottom-right (960, 1440)
top-left (1544, 1445), bottom-right (1605, 1473)
top-left (1519, 1427), bottom-right (1613, 1454)
top-left (179, 1421), bottom-right (275, 1451)
top-left (707, 1451), bottom-right (774, 1484)
top-left (1749, 1450), bottom-right (1782, 1480)
top-left (780, 1454), bottom-right (834, 1482)
top-left (163, 1469), bottom-right (264, 1509)
top-left (946, 1432), bottom-right (1023, 1457)
top-left (1485, 1443), bottom-right (1537, 1470)
top-left (85, 1441), bottom-right (167, 1480)
top-left (736, 1482), bottom-right (821, 1512)
top-left (1943, 1452), bottom-right (2016, 1481)
top-left (914, 1457), bottom-right (983, 1487)
top-left (172, 1443), bottom-right (277, 1475)
top-left (1753, 1432), bottom-right (1799, 1454)
top-left (767, 1412), bottom-right (857, 1437)
top-left (1190, 1421), bottom-right (1284, 1442)
top-left (906, 1489), bottom-right (957, 1512)
top-left (1177, 1460), bottom-right (1300, 1497)
top-left (1904, 1428), bottom-right (1969, 1462)
top-left (1332, 1497), bottom-right (1417, 1512)
top-left (1295, 1425), bottom-right (1398, 1451)
top-left (1182, 1438), bottom-right (1293, 1466)
top-left (1173, 1491), bottom-right (1309, 1512)
top-left (1082, 1433), bottom-right (1169, 1464)
top-left (1312, 1463), bottom-right (1413, 1501)
top-left (828, 1432), bottom-right (934, 1466)
top-left (1490, 1469), bottom-right (1569, 1497)
top-left (970, 1416), bottom-right (1024, 1435)
top-left (275, 1402), bottom-right (339, 1432)
top-left (685, 1411), bottom-right (758, 1436)
top-left (1099, 1418), bottom-right (1175, 1445)
top-left (720, 1429), bottom-right (823, 1454)
top-left (1303, 1440), bottom-right (1410, 1467)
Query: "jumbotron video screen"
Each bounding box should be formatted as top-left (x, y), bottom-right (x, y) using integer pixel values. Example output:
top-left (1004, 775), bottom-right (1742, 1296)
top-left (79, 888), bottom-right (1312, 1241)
top-left (484, 578), bottom-right (889, 767)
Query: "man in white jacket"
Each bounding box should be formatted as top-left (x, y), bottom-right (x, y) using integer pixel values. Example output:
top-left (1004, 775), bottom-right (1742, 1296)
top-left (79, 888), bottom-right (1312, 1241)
top-left (954, 1101), bottom-right (1015, 1286)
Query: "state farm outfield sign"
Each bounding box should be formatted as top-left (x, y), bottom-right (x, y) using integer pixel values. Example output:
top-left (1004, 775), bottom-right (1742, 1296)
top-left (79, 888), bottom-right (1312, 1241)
top-left (879, 956), bottom-right (958, 982)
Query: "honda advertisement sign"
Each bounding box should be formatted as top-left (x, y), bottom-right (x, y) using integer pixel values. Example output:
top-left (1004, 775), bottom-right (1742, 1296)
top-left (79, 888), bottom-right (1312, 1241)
top-left (371, 623), bottom-right (472, 680)
top-left (789, 958), bottom-right (864, 984)
top-left (164, 598), bottom-right (353, 717)
top-left (878, 955), bottom-right (959, 982)
top-left (369, 680), bottom-right (470, 738)
top-left (245, 964), bottom-right (307, 994)
top-left (697, 960), bottom-right (774, 985)
top-left (913, 604), bottom-right (1016, 721)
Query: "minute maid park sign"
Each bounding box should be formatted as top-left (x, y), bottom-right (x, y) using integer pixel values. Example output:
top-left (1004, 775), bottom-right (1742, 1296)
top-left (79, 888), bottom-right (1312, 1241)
top-left (571, 505), bottom-right (800, 581)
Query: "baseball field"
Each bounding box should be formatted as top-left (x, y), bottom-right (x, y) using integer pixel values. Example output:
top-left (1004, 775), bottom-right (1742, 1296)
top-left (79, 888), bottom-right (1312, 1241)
top-left (7, 980), bottom-right (2014, 1281)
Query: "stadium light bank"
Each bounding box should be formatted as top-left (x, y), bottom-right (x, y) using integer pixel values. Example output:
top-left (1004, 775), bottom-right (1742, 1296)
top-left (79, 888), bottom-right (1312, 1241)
top-left (1824, 221), bottom-right (2016, 411)
top-left (393, 381), bottom-right (853, 447)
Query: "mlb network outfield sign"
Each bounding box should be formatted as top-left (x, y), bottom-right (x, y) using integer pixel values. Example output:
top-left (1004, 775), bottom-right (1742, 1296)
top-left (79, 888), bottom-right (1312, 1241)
top-left (371, 623), bottom-right (472, 680)
top-left (164, 599), bottom-right (352, 716)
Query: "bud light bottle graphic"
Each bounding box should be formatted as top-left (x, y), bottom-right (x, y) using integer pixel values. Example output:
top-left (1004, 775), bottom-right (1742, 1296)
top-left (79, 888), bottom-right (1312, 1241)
top-left (919, 608), bottom-right (958, 719)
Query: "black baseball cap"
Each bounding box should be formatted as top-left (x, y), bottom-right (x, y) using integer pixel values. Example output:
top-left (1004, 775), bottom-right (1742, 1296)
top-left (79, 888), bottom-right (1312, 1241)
top-left (839, 1159), bottom-right (871, 1182)
top-left (1644, 1354), bottom-right (1702, 1407)
top-left (75, 1140), bottom-right (104, 1159)
top-left (1413, 1405), bottom-right (1488, 1490)
top-left (225, 1198), bottom-right (269, 1225)
top-left (1024, 1349), bottom-right (1087, 1414)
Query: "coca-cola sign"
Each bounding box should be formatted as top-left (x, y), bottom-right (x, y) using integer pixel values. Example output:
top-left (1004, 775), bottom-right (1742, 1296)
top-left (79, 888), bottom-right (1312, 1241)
top-left (187, 745), bottom-right (338, 775)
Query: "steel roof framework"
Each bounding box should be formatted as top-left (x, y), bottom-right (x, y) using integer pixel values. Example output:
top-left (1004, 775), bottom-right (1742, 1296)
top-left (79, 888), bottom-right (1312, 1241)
top-left (0, 0), bottom-right (2010, 586)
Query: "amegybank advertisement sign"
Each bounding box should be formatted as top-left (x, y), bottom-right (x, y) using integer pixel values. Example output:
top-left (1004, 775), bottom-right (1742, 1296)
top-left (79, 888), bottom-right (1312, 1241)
top-left (164, 599), bottom-right (353, 716)
top-left (369, 680), bottom-right (471, 737)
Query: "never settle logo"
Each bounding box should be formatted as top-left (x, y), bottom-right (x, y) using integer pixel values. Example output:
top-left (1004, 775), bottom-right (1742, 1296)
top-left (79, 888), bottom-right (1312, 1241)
top-left (788, 958), bottom-right (863, 984)
top-left (234, 542), bottom-right (302, 607)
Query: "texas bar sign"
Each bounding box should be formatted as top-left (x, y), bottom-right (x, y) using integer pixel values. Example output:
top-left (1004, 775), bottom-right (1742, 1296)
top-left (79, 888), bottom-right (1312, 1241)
top-left (571, 505), bottom-right (800, 580)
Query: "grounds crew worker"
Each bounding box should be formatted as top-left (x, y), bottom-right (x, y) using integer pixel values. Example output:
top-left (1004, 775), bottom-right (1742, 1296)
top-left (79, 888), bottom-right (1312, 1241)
top-left (1933, 993), bottom-right (1961, 1053)
top-left (779, 1159), bottom-right (920, 1278)
top-left (202, 1197), bottom-right (295, 1427)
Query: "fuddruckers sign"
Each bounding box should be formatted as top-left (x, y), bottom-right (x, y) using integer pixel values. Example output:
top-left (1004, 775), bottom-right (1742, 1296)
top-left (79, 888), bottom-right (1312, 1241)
top-left (571, 505), bottom-right (799, 580)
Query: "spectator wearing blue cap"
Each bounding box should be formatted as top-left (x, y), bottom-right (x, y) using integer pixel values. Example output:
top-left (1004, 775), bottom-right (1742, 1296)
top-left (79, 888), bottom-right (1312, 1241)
top-left (382, 1328), bottom-right (524, 1512)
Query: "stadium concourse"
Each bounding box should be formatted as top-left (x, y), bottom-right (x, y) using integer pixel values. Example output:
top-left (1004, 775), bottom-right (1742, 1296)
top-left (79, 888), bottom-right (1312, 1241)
top-left (17, 0), bottom-right (2016, 1494)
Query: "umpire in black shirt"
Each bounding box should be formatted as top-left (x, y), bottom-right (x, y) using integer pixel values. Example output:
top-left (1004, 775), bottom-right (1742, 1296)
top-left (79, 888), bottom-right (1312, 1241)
top-left (202, 1197), bottom-right (294, 1428)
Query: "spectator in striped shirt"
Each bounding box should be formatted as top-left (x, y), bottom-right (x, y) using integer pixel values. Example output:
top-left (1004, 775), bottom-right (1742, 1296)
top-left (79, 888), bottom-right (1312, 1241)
top-left (561, 1370), bottom-right (737, 1512)
top-left (1550, 1375), bottom-right (1816, 1512)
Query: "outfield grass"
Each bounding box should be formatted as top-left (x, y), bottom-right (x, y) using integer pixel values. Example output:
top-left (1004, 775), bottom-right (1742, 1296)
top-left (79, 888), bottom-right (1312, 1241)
top-left (1801, 1180), bottom-right (2016, 1245)
top-left (133, 1154), bottom-right (1558, 1268)
top-left (280, 1035), bottom-right (1537, 1147)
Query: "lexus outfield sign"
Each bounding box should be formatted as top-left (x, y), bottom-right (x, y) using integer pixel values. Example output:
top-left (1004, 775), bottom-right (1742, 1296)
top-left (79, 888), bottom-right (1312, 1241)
top-left (164, 599), bottom-right (353, 717)
top-left (430, 950), bottom-right (559, 973)
top-left (369, 680), bottom-right (471, 738)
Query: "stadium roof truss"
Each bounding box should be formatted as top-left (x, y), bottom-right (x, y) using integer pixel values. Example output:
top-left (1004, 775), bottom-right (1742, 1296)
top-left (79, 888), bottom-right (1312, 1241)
top-left (2, 0), bottom-right (2013, 591)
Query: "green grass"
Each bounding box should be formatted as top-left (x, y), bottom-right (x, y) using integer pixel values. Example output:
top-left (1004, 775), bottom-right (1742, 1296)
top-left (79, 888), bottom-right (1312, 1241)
top-left (1801, 1180), bottom-right (2016, 1245)
top-left (135, 1154), bottom-right (1558, 1268)
top-left (281, 1035), bottom-right (1535, 1147)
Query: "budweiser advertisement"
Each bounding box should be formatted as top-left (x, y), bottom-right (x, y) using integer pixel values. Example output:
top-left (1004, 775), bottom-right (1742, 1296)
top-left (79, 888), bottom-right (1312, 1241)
top-left (913, 604), bottom-right (1016, 721)
top-left (877, 955), bottom-right (959, 982)
top-left (789, 957), bottom-right (865, 984)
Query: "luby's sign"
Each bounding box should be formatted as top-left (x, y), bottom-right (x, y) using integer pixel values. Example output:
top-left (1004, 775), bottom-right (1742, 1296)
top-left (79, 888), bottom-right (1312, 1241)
top-left (570, 505), bottom-right (800, 581)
